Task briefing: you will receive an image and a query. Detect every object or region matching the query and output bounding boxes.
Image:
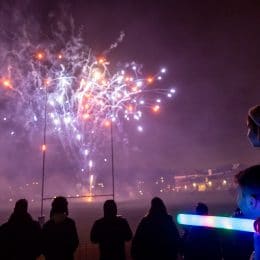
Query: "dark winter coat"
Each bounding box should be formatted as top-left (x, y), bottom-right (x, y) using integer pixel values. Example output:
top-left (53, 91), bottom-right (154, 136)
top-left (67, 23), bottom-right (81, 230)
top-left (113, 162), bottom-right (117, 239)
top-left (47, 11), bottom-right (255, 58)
top-left (131, 213), bottom-right (180, 260)
top-left (42, 214), bottom-right (79, 260)
top-left (0, 212), bottom-right (41, 260)
top-left (90, 216), bottom-right (132, 260)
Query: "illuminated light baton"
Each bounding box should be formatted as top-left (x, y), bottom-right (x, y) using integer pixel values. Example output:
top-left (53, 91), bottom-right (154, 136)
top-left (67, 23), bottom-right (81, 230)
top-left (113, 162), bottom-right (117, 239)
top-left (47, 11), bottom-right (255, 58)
top-left (177, 214), bottom-right (257, 233)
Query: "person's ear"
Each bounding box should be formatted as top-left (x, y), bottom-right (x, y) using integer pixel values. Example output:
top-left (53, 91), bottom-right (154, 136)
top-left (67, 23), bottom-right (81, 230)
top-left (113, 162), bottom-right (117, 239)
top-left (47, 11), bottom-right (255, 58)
top-left (246, 195), bottom-right (257, 209)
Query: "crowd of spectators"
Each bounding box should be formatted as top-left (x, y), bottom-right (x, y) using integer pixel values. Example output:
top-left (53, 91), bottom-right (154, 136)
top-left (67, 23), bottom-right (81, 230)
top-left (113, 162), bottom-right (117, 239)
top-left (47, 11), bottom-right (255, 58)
top-left (0, 191), bottom-right (256, 260)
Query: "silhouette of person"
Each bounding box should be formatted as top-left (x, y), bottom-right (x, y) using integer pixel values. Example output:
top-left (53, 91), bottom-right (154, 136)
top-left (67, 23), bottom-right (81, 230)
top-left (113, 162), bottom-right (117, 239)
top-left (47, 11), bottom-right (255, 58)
top-left (182, 202), bottom-right (222, 260)
top-left (90, 199), bottom-right (132, 260)
top-left (221, 207), bottom-right (253, 260)
top-left (131, 197), bottom-right (180, 260)
top-left (42, 196), bottom-right (79, 260)
top-left (247, 105), bottom-right (260, 147)
top-left (235, 165), bottom-right (260, 260)
top-left (0, 199), bottom-right (41, 260)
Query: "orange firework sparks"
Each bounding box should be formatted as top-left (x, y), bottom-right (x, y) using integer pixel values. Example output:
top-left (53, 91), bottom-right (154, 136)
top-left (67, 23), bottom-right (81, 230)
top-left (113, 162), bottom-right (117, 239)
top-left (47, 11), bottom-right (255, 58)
top-left (103, 119), bottom-right (111, 127)
top-left (44, 78), bottom-right (51, 86)
top-left (152, 105), bottom-right (160, 113)
top-left (98, 57), bottom-right (106, 64)
top-left (83, 113), bottom-right (90, 120)
top-left (131, 86), bottom-right (138, 92)
top-left (3, 79), bottom-right (12, 88)
top-left (0, 78), bottom-right (13, 89)
top-left (36, 51), bottom-right (45, 60)
top-left (0, 29), bottom-right (173, 188)
top-left (57, 53), bottom-right (63, 60)
top-left (147, 77), bottom-right (154, 84)
top-left (127, 105), bottom-right (134, 112)
top-left (41, 144), bottom-right (47, 151)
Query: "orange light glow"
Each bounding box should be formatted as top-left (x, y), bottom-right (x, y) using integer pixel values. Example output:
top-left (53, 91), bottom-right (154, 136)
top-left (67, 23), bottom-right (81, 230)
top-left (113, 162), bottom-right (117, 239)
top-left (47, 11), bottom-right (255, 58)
top-left (84, 93), bottom-right (91, 99)
top-left (152, 105), bottom-right (160, 113)
top-left (131, 86), bottom-right (138, 92)
top-left (42, 144), bottom-right (47, 151)
top-left (2, 78), bottom-right (12, 89)
top-left (83, 113), bottom-right (90, 120)
top-left (44, 78), bottom-right (51, 86)
top-left (127, 105), bottom-right (134, 112)
top-left (36, 52), bottom-right (45, 60)
top-left (86, 197), bottom-right (93, 202)
top-left (103, 120), bottom-right (111, 127)
top-left (57, 54), bottom-right (63, 59)
top-left (147, 77), bottom-right (154, 84)
top-left (98, 57), bottom-right (105, 64)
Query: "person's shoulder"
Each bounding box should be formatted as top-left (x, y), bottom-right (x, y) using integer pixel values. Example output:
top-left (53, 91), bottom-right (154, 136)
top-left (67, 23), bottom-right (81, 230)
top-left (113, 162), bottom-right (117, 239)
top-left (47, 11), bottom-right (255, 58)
top-left (62, 217), bottom-right (78, 228)
top-left (166, 214), bottom-right (173, 219)
top-left (116, 216), bottom-right (127, 221)
top-left (0, 222), bottom-right (9, 232)
top-left (0, 222), bottom-right (8, 228)
top-left (137, 216), bottom-right (149, 225)
top-left (43, 219), bottom-right (54, 229)
top-left (31, 219), bottom-right (41, 228)
top-left (93, 217), bottom-right (105, 226)
top-left (116, 216), bottom-right (130, 224)
top-left (66, 217), bottom-right (76, 224)
top-left (164, 213), bottom-right (176, 223)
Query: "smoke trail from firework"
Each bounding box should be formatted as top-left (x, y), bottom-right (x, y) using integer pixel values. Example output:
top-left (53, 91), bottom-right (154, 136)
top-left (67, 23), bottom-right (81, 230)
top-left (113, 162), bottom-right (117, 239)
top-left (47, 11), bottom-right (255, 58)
top-left (103, 31), bottom-right (125, 55)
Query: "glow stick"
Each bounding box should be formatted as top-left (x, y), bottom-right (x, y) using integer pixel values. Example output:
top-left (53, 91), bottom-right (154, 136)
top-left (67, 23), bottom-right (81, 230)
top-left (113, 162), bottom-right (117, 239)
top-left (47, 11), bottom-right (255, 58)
top-left (177, 214), bottom-right (255, 232)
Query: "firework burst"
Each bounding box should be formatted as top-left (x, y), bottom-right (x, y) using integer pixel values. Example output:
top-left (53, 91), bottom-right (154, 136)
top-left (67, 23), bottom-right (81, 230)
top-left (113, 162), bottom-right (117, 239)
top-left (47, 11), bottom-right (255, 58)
top-left (0, 28), bottom-right (176, 194)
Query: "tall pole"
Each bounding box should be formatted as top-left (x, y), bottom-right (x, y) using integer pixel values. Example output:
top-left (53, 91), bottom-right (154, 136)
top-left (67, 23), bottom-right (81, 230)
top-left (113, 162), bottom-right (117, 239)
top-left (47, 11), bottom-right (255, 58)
top-left (40, 86), bottom-right (48, 217)
top-left (89, 160), bottom-right (93, 197)
top-left (110, 121), bottom-right (115, 200)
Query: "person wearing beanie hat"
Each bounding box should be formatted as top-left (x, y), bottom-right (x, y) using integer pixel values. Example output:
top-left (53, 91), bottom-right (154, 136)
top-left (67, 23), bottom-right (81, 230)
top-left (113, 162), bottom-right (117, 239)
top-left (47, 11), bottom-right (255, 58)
top-left (248, 105), bottom-right (260, 147)
top-left (42, 196), bottom-right (79, 260)
top-left (90, 200), bottom-right (132, 260)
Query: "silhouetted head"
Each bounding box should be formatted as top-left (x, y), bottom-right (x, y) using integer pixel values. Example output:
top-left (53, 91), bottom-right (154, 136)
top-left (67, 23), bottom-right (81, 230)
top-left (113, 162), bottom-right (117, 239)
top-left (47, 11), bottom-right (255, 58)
top-left (103, 200), bottom-right (117, 218)
top-left (14, 199), bottom-right (28, 215)
top-left (248, 105), bottom-right (260, 147)
top-left (196, 202), bottom-right (208, 215)
top-left (51, 196), bottom-right (69, 216)
top-left (149, 197), bottom-right (167, 216)
top-left (8, 199), bottom-right (31, 223)
top-left (235, 165), bottom-right (260, 219)
top-left (232, 207), bottom-right (243, 218)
